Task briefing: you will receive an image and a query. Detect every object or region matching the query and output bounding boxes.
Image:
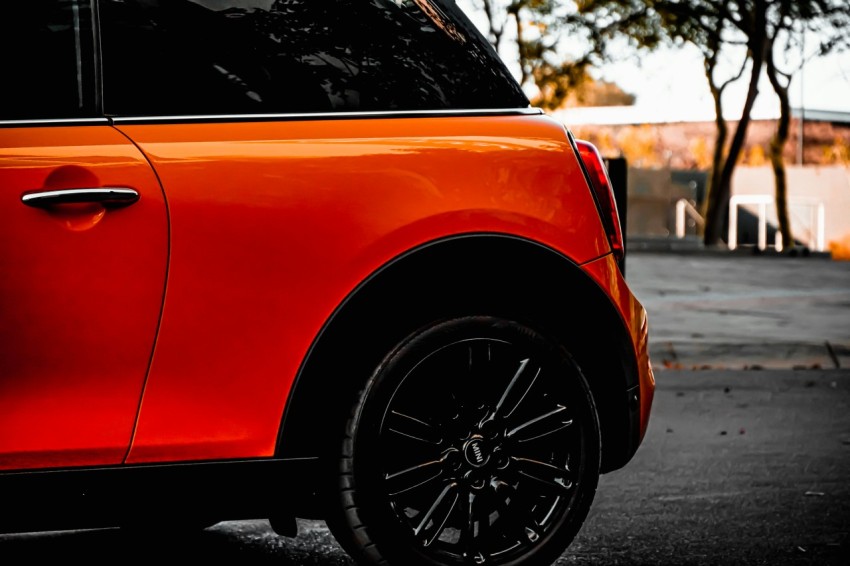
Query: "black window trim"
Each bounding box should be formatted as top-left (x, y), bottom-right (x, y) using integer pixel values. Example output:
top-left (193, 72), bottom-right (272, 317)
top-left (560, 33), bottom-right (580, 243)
top-left (1, 108), bottom-right (544, 129)
top-left (0, 117), bottom-right (111, 128)
top-left (107, 107), bottom-right (544, 125)
top-left (0, 108), bottom-right (543, 128)
top-left (92, 0), bottom-right (104, 113)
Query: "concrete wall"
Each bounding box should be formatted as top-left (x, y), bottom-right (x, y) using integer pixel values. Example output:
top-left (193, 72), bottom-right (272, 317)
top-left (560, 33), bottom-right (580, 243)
top-left (623, 165), bottom-right (850, 251)
top-left (732, 166), bottom-right (850, 250)
top-left (625, 168), bottom-right (705, 238)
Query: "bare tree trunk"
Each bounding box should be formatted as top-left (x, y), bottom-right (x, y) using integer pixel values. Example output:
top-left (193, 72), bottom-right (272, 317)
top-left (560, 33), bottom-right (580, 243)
top-left (481, 0), bottom-right (504, 53)
top-left (766, 48), bottom-right (793, 249)
top-left (703, 56), bottom-right (728, 231)
top-left (509, 7), bottom-right (529, 87)
top-left (703, 23), bottom-right (767, 246)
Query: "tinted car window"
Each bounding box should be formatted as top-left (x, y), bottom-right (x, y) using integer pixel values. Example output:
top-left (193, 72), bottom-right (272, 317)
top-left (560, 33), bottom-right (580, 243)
top-left (100, 0), bottom-right (528, 116)
top-left (0, 0), bottom-right (96, 121)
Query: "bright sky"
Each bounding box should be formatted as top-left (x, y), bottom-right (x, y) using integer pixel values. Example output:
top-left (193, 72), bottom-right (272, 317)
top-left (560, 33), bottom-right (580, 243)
top-left (593, 41), bottom-right (850, 121)
top-left (457, 1), bottom-right (850, 122)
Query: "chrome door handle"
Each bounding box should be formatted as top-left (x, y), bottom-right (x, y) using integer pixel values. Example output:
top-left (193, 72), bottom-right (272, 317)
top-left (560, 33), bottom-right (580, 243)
top-left (21, 187), bottom-right (140, 208)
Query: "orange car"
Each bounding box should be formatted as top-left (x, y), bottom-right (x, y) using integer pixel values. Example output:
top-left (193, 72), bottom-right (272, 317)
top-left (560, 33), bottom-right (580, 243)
top-left (0, 1), bottom-right (653, 565)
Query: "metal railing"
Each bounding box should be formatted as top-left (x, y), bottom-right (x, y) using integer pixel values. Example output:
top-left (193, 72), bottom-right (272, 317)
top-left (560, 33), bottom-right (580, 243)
top-left (674, 198), bottom-right (705, 238)
top-left (728, 194), bottom-right (825, 252)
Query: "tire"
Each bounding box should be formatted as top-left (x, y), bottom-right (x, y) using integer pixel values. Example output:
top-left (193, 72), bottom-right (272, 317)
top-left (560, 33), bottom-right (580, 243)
top-left (327, 316), bottom-right (600, 566)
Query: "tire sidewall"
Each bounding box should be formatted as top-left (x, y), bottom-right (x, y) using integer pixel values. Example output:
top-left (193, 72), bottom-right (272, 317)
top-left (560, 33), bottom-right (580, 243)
top-left (343, 316), bottom-right (601, 566)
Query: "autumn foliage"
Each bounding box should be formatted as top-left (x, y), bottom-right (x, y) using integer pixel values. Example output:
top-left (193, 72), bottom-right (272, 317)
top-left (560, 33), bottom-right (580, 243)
top-left (570, 118), bottom-right (850, 170)
top-left (829, 233), bottom-right (850, 261)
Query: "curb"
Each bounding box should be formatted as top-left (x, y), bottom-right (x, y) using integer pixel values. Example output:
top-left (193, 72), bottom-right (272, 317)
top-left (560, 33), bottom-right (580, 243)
top-left (626, 237), bottom-right (833, 259)
top-left (650, 340), bottom-right (850, 371)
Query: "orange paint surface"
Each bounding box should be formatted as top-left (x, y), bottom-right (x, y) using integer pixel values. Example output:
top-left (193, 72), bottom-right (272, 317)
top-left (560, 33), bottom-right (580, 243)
top-left (120, 114), bottom-right (611, 462)
top-left (1, 115), bottom-right (650, 469)
top-left (580, 254), bottom-right (655, 440)
top-left (0, 126), bottom-right (168, 470)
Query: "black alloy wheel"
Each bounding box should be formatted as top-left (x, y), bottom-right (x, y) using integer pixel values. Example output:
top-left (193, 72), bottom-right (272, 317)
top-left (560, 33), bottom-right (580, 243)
top-left (328, 317), bottom-right (600, 566)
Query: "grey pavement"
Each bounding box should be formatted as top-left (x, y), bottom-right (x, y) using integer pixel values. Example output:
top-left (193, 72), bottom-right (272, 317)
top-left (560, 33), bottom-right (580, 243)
top-left (626, 252), bottom-right (850, 370)
top-left (3, 369), bottom-right (847, 565)
top-left (565, 369), bottom-right (850, 565)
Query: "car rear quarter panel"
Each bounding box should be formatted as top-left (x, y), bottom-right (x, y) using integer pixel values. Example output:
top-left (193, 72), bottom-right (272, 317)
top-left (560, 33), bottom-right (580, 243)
top-left (117, 114), bottom-right (610, 463)
top-left (581, 253), bottom-right (655, 440)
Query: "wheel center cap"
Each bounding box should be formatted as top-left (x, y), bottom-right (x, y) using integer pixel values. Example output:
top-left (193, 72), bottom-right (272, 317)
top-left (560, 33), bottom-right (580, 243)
top-left (463, 436), bottom-right (489, 468)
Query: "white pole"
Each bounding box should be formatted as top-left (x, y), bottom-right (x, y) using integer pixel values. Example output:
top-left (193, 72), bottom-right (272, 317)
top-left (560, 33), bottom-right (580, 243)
top-left (798, 27), bottom-right (805, 165)
top-left (676, 199), bottom-right (686, 238)
top-left (729, 200), bottom-right (738, 250)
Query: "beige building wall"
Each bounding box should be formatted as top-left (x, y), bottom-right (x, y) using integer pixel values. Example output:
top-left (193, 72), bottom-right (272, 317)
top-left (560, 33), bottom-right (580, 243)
top-left (732, 166), bottom-right (850, 250)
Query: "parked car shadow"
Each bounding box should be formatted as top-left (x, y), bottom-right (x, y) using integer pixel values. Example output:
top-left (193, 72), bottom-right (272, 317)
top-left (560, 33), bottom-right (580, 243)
top-left (0, 520), bottom-right (354, 565)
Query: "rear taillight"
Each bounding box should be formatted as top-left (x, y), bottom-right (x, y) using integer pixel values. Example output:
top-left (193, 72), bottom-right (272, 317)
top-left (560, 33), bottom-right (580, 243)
top-left (575, 139), bottom-right (624, 260)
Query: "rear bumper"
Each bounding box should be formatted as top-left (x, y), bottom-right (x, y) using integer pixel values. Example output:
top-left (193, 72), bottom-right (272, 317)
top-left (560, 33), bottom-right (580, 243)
top-left (581, 253), bottom-right (655, 445)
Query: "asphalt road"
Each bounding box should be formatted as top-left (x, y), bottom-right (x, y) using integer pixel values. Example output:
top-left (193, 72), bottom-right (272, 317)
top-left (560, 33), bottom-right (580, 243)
top-left (626, 252), bottom-right (850, 370)
top-left (564, 369), bottom-right (850, 566)
top-left (2, 253), bottom-right (848, 565)
top-left (1, 369), bottom-right (847, 565)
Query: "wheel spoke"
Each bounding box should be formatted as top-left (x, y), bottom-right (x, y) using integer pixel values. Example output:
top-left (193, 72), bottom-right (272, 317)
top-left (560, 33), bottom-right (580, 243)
top-left (506, 405), bottom-right (572, 443)
top-left (456, 489), bottom-right (495, 562)
top-left (414, 482), bottom-right (460, 547)
top-left (492, 358), bottom-right (540, 420)
top-left (459, 490), bottom-right (477, 553)
top-left (490, 479), bottom-right (542, 545)
top-left (428, 343), bottom-right (488, 433)
top-left (435, 389), bottom-right (473, 439)
top-left (385, 459), bottom-right (445, 497)
top-left (475, 514), bottom-right (491, 565)
top-left (386, 410), bottom-right (443, 446)
top-left (467, 340), bottom-right (493, 384)
top-left (453, 341), bottom-right (493, 423)
top-left (511, 457), bottom-right (573, 495)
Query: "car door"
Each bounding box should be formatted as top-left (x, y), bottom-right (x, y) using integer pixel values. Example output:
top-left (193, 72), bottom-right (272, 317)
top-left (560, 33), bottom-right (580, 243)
top-left (0, 0), bottom-right (168, 470)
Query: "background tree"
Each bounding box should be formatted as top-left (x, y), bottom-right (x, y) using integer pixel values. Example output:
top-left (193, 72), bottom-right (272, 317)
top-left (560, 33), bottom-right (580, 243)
top-left (566, 79), bottom-right (636, 106)
top-left (684, 1), bottom-right (767, 247)
top-left (470, 1), bottom-right (638, 109)
top-left (569, 0), bottom-right (770, 247)
top-left (763, 0), bottom-right (850, 248)
top-left (572, 0), bottom-right (850, 248)
top-left (472, 0), bottom-right (597, 109)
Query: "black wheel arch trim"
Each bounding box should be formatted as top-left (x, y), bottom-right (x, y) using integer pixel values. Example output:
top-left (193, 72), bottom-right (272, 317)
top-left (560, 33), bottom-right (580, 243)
top-left (277, 233), bottom-right (642, 475)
